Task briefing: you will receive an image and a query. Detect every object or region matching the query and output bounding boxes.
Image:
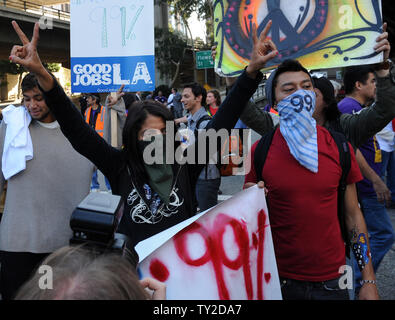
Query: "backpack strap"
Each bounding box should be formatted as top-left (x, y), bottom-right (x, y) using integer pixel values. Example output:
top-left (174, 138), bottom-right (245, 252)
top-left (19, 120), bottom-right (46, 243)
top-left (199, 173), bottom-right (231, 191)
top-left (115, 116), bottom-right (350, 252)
top-left (253, 126), bottom-right (278, 182)
top-left (194, 114), bottom-right (212, 133)
top-left (194, 113), bottom-right (212, 179)
top-left (328, 127), bottom-right (352, 258)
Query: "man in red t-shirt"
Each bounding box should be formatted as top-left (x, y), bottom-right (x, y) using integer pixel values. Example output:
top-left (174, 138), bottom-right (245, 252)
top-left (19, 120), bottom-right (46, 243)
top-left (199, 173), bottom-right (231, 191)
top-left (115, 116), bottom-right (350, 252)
top-left (244, 59), bottom-right (378, 300)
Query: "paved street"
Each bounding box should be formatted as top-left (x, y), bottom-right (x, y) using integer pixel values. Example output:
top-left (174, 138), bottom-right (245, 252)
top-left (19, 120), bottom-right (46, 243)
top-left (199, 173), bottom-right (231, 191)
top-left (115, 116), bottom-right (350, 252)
top-left (376, 209), bottom-right (395, 300)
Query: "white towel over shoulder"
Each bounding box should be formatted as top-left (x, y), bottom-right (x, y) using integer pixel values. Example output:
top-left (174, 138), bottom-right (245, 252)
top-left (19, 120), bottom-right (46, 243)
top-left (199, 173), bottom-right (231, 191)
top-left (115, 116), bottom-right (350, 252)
top-left (2, 105), bottom-right (33, 179)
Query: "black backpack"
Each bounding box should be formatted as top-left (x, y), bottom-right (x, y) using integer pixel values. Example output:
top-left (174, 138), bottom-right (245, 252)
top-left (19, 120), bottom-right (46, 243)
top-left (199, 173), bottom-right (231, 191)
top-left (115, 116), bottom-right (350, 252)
top-left (253, 125), bottom-right (352, 257)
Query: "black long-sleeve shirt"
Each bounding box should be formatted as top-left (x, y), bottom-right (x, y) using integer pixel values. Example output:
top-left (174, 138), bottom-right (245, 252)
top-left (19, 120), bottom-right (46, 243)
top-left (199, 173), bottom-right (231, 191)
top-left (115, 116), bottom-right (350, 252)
top-left (41, 70), bottom-right (262, 248)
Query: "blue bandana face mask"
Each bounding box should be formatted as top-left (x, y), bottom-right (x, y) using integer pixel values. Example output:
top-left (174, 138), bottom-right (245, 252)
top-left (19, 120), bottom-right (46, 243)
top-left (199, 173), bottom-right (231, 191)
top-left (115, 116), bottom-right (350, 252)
top-left (277, 89), bottom-right (318, 173)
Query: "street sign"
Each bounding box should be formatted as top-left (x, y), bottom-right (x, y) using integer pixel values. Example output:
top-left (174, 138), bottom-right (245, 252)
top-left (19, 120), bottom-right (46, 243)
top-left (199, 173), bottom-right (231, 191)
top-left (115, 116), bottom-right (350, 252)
top-left (196, 51), bottom-right (214, 69)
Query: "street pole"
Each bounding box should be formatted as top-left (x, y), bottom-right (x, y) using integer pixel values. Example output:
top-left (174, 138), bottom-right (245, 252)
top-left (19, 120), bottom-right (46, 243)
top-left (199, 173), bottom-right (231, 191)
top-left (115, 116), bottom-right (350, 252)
top-left (193, 50), bottom-right (197, 83)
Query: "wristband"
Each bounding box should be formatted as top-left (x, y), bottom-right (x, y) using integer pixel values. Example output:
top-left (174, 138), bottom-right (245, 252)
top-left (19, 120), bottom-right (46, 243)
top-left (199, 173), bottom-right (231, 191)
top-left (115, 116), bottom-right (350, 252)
top-left (374, 60), bottom-right (392, 70)
top-left (360, 279), bottom-right (377, 286)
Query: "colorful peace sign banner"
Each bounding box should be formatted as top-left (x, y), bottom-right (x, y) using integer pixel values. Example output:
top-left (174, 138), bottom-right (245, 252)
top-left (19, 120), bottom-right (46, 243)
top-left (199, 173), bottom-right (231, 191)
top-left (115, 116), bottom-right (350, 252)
top-left (214, 0), bottom-right (383, 76)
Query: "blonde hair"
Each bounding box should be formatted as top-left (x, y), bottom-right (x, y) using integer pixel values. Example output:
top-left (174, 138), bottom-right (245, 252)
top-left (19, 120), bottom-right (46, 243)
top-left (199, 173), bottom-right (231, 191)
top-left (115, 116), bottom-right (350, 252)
top-left (15, 246), bottom-right (148, 300)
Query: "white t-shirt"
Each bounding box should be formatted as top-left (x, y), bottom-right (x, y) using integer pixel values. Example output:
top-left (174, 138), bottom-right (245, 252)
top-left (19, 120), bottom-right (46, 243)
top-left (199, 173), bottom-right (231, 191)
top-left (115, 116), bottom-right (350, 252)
top-left (376, 121), bottom-right (395, 152)
top-left (167, 93), bottom-right (174, 109)
top-left (37, 120), bottom-right (60, 129)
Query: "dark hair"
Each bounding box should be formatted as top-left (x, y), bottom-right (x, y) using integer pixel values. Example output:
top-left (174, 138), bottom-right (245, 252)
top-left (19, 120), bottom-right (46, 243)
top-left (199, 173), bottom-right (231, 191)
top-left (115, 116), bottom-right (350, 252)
top-left (184, 83), bottom-right (207, 107)
top-left (208, 89), bottom-right (221, 106)
top-left (343, 65), bottom-right (375, 95)
top-left (21, 71), bottom-right (56, 94)
top-left (266, 59), bottom-right (311, 106)
top-left (15, 246), bottom-right (148, 300)
top-left (88, 94), bottom-right (101, 105)
top-left (154, 85), bottom-right (171, 98)
top-left (122, 93), bottom-right (137, 110)
top-left (122, 100), bottom-right (175, 184)
top-left (312, 77), bottom-right (341, 122)
top-left (21, 73), bottom-right (40, 93)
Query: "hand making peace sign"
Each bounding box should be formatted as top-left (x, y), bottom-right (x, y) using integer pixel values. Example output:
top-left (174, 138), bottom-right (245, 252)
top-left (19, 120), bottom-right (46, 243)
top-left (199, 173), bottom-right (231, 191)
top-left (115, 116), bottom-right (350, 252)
top-left (246, 20), bottom-right (278, 78)
top-left (9, 21), bottom-right (54, 91)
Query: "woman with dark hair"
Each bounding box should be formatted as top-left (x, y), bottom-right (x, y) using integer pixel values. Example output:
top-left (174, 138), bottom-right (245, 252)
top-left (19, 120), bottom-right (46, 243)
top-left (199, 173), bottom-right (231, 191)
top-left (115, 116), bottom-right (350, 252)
top-left (206, 89), bottom-right (222, 116)
top-left (311, 76), bottom-right (341, 127)
top-left (9, 21), bottom-right (278, 249)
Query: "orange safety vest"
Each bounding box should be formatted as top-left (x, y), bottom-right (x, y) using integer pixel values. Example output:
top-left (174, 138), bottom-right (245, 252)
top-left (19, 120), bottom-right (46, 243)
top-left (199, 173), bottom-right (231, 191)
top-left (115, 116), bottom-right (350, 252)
top-left (85, 105), bottom-right (105, 137)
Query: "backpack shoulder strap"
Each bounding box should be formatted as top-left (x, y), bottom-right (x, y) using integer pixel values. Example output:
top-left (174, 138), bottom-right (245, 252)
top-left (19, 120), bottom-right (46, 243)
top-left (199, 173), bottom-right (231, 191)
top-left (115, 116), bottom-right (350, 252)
top-left (195, 114), bottom-right (211, 130)
top-left (253, 126), bottom-right (277, 182)
top-left (328, 127), bottom-right (352, 257)
top-left (327, 118), bottom-right (344, 135)
top-left (330, 130), bottom-right (351, 185)
top-left (194, 113), bottom-right (213, 179)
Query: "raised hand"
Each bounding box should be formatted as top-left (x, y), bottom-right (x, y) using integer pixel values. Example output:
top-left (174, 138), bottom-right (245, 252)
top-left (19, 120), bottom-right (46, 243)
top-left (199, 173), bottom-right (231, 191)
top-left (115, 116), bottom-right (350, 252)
top-left (107, 84), bottom-right (126, 107)
top-left (211, 45), bottom-right (217, 61)
top-left (374, 22), bottom-right (390, 61)
top-left (10, 21), bottom-right (44, 74)
top-left (246, 20), bottom-right (278, 78)
top-left (9, 21), bottom-right (54, 91)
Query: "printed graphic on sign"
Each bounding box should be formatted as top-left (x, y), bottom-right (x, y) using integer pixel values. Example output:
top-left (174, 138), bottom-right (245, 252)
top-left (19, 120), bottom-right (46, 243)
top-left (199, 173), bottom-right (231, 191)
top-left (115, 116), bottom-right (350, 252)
top-left (137, 186), bottom-right (282, 300)
top-left (214, 0), bottom-right (383, 76)
top-left (71, 0), bottom-right (155, 92)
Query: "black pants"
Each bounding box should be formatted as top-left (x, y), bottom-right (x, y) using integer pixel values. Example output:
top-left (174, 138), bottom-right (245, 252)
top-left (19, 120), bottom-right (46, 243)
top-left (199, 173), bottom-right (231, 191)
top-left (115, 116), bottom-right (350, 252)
top-left (0, 251), bottom-right (49, 300)
top-left (280, 277), bottom-right (350, 300)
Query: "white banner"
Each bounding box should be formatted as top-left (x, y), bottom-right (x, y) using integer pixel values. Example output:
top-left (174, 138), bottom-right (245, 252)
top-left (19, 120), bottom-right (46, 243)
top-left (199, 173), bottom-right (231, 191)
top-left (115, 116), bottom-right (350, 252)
top-left (137, 186), bottom-right (282, 300)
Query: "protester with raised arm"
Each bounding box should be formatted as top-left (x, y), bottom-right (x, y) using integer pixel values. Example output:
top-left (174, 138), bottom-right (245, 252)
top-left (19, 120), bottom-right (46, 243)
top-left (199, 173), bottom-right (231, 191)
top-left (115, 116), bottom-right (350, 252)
top-left (9, 20), bottom-right (278, 249)
top-left (0, 70), bottom-right (94, 300)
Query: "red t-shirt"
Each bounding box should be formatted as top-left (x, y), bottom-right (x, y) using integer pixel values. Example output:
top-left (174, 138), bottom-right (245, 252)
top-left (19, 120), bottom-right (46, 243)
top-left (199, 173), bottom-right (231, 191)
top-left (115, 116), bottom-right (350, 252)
top-left (245, 126), bottom-right (363, 281)
top-left (209, 106), bottom-right (219, 116)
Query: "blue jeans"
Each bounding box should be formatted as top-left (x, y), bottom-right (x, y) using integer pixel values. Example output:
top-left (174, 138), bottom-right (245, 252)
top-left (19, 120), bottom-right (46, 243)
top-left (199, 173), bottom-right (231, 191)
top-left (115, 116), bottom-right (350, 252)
top-left (353, 196), bottom-right (395, 290)
top-left (195, 178), bottom-right (221, 212)
top-left (280, 277), bottom-right (349, 300)
top-left (91, 169), bottom-right (111, 191)
top-left (380, 150), bottom-right (395, 202)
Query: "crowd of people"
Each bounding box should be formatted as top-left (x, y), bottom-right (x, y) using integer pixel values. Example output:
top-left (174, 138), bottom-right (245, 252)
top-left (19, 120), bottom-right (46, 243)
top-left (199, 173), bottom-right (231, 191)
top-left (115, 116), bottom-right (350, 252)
top-left (0, 18), bottom-right (394, 301)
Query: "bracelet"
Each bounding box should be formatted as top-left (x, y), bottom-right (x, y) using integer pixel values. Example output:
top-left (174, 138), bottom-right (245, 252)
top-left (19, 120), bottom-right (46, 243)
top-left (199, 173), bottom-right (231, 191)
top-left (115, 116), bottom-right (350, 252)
top-left (360, 279), bottom-right (377, 286)
top-left (374, 58), bottom-right (393, 71)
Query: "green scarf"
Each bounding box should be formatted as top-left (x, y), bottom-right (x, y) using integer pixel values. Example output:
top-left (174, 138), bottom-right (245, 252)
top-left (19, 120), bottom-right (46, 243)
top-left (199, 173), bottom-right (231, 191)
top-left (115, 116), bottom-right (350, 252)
top-left (138, 136), bottom-right (173, 204)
